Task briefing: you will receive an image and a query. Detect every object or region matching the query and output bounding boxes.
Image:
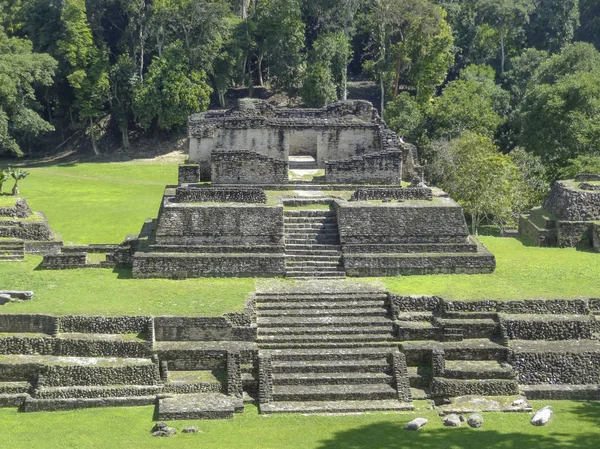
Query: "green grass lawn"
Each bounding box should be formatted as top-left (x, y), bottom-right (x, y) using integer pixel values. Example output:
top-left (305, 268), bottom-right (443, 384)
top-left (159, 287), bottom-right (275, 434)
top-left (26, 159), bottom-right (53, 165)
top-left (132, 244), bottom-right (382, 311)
top-left (385, 236), bottom-right (600, 300)
top-left (1, 400), bottom-right (598, 449)
top-left (8, 162), bottom-right (177, 244)
top-left (0, 256), bottom-right (253, 316)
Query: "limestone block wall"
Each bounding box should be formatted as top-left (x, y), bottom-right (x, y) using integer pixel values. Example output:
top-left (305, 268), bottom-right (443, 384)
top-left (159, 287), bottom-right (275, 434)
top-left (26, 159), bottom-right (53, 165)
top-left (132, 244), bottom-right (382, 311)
top-left (154, 316), bottom-right (256, 342)
top-left (556, 221), bottom-right (593, 247)
top-left (155, 201), bottom-right (284, 246)
top-left (211, 150), bottom-right (288, 184)
top-left (543, 180), bottom-right (600, 221)
top-left (0, 198), bottom-right (31, 218)
top-left (336, 199), bottom-right (469, 244)
top-left (178, 164), bottom-right (200, 184)
top-left (174, 186), bottom-right (267, 203)
top-left (352, 187), bottom-right (433, 201)
top-left (0, 314), bottom-right (57, 334)
top-left (325, 151), bottom-right (403, 184)
top-left (0, 213), bottom-right (54, 240)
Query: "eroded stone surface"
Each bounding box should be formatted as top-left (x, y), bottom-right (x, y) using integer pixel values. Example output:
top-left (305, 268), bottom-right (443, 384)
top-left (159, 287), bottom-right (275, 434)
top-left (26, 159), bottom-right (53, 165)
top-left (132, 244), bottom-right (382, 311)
top-left (405, 418), bottom-right (428, 431)
top-left (531, 406), bottom-right (553, 426)
top-left (467, 413), bottom-right (484, 428)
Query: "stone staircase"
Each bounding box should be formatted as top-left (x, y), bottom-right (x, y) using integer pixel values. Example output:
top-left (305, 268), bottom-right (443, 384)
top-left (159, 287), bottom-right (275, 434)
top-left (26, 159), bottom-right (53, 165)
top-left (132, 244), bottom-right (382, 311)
top-left (254, 287), bottom-right (413, 414)
top-left (0, 238), bottom-right (25, 261)
top-left (283, 210), bottom-right (345, 279)
top-left (396, 310), bottom-right (519, 399)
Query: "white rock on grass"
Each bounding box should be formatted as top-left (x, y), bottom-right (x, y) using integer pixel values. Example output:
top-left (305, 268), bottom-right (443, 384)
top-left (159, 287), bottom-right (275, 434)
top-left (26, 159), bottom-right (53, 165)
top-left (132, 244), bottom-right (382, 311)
top-left (467, 413), bottom-right (484, 428)
top-left (405, 418), bottom-right (428, 431)
top-left (531, 406), bottom-right (553, 426)
top-left (442, 414), bottom-right (462, 427)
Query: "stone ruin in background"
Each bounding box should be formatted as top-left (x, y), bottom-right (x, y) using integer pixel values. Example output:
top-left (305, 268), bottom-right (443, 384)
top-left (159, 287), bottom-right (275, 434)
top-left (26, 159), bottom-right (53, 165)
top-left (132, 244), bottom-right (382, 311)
top-left (519, 173), bottom-right (600, 250)
top-left (123, 99), bottom-right (496, 279)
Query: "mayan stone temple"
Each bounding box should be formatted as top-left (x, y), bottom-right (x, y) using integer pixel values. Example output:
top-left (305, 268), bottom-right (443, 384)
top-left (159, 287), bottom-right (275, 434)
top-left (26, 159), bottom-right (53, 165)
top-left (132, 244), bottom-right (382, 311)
top-left (130, 99), bottom-right (496, 279)
top-left (8, 100), bottom-right (600, 420)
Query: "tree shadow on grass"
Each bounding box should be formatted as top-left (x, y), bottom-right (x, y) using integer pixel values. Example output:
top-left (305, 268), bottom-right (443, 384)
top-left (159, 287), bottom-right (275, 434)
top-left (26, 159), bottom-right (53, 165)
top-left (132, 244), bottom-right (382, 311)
top-left (315, 421), bottom-right (597, 449)
top-left (566, 400), bottom-right (600, 426)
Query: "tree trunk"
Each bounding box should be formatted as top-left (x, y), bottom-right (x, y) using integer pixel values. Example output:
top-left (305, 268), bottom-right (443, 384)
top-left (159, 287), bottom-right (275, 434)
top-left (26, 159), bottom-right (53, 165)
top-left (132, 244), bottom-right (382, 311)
top-left (342, 65), bottom-right (348, 101)
top-left (121, 125), bottom-right (130, 149)
top-left (12, 182), bottom-right (18, 196)
top-left (380, 76), bottom-right (385, 113)
top-left (471, 214), bottom-right (478, 236)
top-left (90, 118), bottom-right (101, 156)
top-left (257, 54), bottom-right (264, 86)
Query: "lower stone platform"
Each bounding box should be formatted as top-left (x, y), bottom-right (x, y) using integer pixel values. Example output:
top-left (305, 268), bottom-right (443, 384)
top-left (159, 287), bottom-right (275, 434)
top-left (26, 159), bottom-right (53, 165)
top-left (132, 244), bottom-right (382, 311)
top-left (157, 393), bottom-right (244, 420)
top-left (260, 399), bottom-right (413, 414)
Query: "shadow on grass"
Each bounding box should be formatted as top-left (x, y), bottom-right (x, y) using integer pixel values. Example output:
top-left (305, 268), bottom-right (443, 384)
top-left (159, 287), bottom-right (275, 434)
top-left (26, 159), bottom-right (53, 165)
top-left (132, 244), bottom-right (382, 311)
top-left (315, 421), bottom-right (597, 449)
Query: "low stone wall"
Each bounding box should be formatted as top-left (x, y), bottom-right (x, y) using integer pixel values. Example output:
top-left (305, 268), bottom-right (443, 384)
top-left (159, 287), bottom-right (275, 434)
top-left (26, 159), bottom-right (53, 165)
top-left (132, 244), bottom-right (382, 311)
top-left (351, 187), bottom-right (433, 201)
top-left (175, 186), bottom-right (267, 203)
top-left (325, 150), bottom-right (403, 184)
top-left (211, 150), bottom-right (288, 184)
top-left (132, 253), bottom-right (285, 278)
top-left (510, 346), bottom-right (600, 385)
top-left (344, 250), bottom-right (496, 276)
top-left (0, 214), bottom-right (53, 240)
top-left (575, 173), bottom-right (600, 182)
top-left (430, 378), bottom-right (519, 397)
top-left (556, 221), bottom-right (593, 247)
top-left (59, 316), bottom-right (151, 334)
top-left (0, 198), bottom-right (31, 218)
top-left (21, 396), bottom-right (157, 412)
top-left (42, 253), bottom-right (87, 269)
top-left (501, 314), bottom-right (594, 340)
top-left (155, 201), bottom-right (284, 246)
top-left (41, 363), bottom-right (160, 387)
top-left (594, 223), bottom-right (600, 252)
top-left (0, 314), bottom-right (57, 334)
top-left (337, 199), bottom-right (469, 245)
top-left (178, 164), bottom-right (201, 184)
top-left (392, 295), bottom-right (442, 313)
top-left (444, 299), bottom-right (590, 315)
top-left (154, 316), bottom-right (256, 342)
top-left (543, 180), bottom-right (600, 221)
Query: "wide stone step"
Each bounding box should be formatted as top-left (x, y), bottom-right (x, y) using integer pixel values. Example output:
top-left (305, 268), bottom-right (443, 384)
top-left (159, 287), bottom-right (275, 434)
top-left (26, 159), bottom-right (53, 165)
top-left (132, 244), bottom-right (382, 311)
top-left (286, 272), bottom-right (346, 279)
top-left (443, 311), bottom-right (499, 320)
top-left (0, 354), bottom-right (158, 385)
top-left (257, 300), bottom-right (385, 311)
top-left (257, 307), bottom-right (387, 317)
top-left (285, 261), bottom-right (342, 268)
top-left (257, 316), bottom-right (391, 328)
top-left (394, 321), bottom-right (438, 341)
top-left (522, 384), bottom-right (600, 400)
top-left (258, 334), bottom-right (392, 345)
top-left (0, 255), bottom-right (24, 261)
top-left (270, 358), bottom-right (389, 373)
top-left (34, 384), bottom-right (163, 399)
top-left (258, 342), bottom-right (394, 350)
top-left (259, 325), bottom-right (392, 336)
top-left (285, 238), bottom-right (340, 245)
top-left (264, 347), bottom-right (392, 361)
top-left (272, 372), bottom-right (394, 386)
top-left (401, 339), bottom-right (508, 364)
top-left (284, 211), bottom-right (335, 217)
top-left (443, 360), bottom-right (516, 380)
top-left (285, 255), bottom-right (342, 261)
top-left (157, 393), bottom-right (244, 420)
top-left (260, 399), bottom-right (412, 414)
top-left (430, 377), bottom-right (520, 397)
top-left (435, 318), bottom-right (498, 339)
top-left (21, 395), bottom-right (157, 412)
top-left (284, 223), bottom-right (338, 230)
top-left (0, 380), bottom-right (30, 395)
top-left (285, 244), bottom-right (341, 251)
top-left (255, 292), bottom-right (388, 303)
top-left (285, 250), bottom-right (342, 257)
top-left (271, 384), bottom-right (397, 401)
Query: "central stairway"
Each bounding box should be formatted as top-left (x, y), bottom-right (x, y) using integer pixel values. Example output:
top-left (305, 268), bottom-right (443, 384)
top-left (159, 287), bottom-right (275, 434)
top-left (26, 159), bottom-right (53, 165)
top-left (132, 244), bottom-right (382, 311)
top-left (254, 285), bottom-right (413, 414)
top-left (283, 209), bottom-right (345, 279)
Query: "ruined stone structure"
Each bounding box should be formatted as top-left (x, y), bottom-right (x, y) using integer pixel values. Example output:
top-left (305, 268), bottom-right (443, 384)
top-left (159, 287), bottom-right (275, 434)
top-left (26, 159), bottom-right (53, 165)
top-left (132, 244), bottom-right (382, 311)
top-left (519, 175), bottom-right (600, 251)
top-left (0, 198), bottom-right (61, 260)
top-left (111, 100), bottom-right (495, 279)
top-left (3, 280), bottom-right (600, 417)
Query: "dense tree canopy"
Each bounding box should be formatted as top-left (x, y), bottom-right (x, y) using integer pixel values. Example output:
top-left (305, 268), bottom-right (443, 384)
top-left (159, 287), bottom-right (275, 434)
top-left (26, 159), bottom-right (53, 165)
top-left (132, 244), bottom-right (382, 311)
top-left (0, 0), bottom-right (599, 196)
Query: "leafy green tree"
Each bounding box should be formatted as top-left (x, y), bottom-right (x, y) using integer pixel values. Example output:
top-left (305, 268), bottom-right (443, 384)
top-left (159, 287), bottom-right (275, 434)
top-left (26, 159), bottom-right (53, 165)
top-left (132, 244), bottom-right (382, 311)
top-left (366, 0), bottom-right (454, 109)
top-left (576, 0), bottom-right (600, 49)
top-left (254, 0), bottom-right (306, 98)
top-left (560, 155), bottom-right (600, 178)
top-left (0, 29), bottom-right (57, 156)
top-left (509, 147), bottom-right (549, 210)
top-left (311, 32), bottom-right (352, 100)
top-left (518, 43), bottom-right (600, 169)
top-left (109, 54), bottom-right (139, 149)
top-left (444, 131), bottom-right (525, 234)
top-left (476, 0), bottom-right (535, 73)
top-left (503, 48), bottom-right (548, 107)
top-left (429, 64), bottom-right (508, 139)
top-left (58, 0), bottom-right (109, 155)
top-left (301, 63), bottom-right (337, 107)
top-left (134, 42), bottom-right (211, 130)
top-left (526, 0), bottom-right (579, 53)
top-left (8, 167), bottom-right (29, 196)
top-left (383, 92), bottom-right (424, 142)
